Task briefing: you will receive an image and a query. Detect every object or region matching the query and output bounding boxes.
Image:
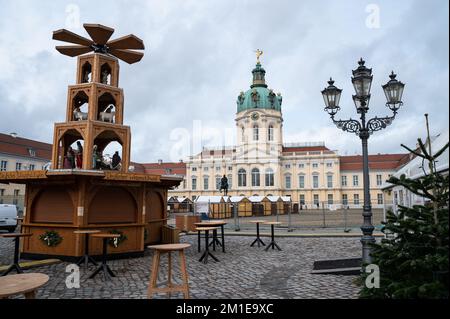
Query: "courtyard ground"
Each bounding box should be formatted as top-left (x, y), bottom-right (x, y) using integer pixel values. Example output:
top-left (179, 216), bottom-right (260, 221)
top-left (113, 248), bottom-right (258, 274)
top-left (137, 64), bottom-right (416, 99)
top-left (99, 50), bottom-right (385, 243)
top-left (0, 232), bottom-right (362, 299)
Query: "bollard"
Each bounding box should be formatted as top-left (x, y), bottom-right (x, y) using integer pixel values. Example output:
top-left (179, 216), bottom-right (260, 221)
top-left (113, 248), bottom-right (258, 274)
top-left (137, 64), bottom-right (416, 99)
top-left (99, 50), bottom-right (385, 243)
top-left (233, 204), bottom-right (240, 231)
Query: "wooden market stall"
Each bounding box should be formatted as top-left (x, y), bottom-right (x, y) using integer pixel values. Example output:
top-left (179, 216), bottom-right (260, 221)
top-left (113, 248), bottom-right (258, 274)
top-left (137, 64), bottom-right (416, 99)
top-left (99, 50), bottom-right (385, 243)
top-left (248, 196), bottom-right (271, 216)
top-left (229, 196), bottom-right (252, 217)
top-left (0, 24), bottom-right (183, 260)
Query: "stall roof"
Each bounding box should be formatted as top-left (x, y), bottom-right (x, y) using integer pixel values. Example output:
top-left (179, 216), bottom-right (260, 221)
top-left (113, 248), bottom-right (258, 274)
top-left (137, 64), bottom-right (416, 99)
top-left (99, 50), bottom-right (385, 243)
top-left (195, 195), bottom-right (224, 203)
top-left (248, 196), bottom-right (267, 202)
top-left (267, 195), bottom-right (281, 202)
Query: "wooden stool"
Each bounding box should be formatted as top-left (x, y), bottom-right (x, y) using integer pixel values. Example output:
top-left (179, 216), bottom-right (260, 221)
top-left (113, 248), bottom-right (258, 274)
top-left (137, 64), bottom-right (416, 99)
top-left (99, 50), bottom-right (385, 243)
top-left (88, 233), bottom-right (120, 281)
top-left (0, 273), bottom-right (49, 299)
top-left (0, 233), bottom-right (33, 276)
top-left (74, 230), bottom-right (101, 269)
top-left (147, 243), bottom-right (191, 299)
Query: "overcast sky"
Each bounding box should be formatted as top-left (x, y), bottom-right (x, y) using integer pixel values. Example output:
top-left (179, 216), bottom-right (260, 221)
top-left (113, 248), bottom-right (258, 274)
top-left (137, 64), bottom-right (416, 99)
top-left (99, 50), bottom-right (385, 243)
top-left (0, 0), bottom-right (448, 163)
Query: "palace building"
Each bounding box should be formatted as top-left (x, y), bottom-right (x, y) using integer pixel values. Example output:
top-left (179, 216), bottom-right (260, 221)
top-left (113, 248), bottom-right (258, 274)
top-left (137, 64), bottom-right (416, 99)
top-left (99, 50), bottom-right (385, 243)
top-left (164, 57), bottom-right (411, 208)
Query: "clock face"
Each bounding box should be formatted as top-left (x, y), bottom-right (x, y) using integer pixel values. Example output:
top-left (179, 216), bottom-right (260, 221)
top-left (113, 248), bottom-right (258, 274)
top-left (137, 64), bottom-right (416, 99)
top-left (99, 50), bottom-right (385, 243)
top-left (251, 112), bottom-right (259, 120)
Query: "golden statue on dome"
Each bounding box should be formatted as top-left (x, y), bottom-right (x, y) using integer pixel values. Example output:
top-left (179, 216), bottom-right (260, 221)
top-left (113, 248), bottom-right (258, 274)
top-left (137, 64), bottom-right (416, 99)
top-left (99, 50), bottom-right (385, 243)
top-left (255, 49), bottom-right (263, 63)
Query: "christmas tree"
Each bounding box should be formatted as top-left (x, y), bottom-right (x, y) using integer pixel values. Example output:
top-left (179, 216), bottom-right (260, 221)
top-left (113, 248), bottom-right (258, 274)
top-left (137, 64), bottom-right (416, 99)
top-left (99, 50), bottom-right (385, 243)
top-left (360, 115), bottom-right (449, 298)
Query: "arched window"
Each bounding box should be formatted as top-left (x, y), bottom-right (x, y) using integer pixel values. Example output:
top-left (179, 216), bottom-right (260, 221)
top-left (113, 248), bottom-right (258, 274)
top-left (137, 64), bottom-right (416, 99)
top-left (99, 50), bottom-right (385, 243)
top-left (268, 125), bottom-right (274, 141)
top-left (81, 62), bottom-right (92, 83)
top-left (238, 168), bottom-right (247, 187)
top-left (253, 125), bottom-right (259, 141)
top-left (265, 168), bottom-right (274, 186)
top-left (285, 174), bottom-right (292, 189)
top-left (100, 63), bottom-right (112, 85)
top-left (241, 127), bottom-right (245, 142)
top-left (251, 168), bottom-right (260, 187)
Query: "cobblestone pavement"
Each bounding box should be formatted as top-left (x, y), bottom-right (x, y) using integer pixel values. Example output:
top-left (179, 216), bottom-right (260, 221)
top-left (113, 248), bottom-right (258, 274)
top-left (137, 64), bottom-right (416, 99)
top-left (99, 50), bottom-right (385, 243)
top-left (0, 233), bottom-right (361, 299)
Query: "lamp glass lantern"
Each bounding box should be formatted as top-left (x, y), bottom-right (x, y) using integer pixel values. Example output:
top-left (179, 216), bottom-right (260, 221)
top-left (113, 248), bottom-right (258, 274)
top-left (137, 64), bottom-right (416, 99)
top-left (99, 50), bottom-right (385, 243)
top-left (352, 59), bottom-right (373, 98)
top-left (321, 78), bottom-right (342, 115)
top-left (382, 71), bottom-right (405, 108)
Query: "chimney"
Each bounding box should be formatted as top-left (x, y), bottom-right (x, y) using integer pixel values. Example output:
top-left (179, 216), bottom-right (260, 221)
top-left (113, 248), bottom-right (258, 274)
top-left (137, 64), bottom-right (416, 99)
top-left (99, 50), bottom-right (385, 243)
top-left (158, 159), bottom-right (163, 165)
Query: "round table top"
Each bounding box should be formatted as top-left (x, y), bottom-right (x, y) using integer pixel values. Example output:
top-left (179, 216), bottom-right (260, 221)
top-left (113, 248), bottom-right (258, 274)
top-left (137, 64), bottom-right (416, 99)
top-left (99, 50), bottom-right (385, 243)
top-left (264, 221), bottom-right (282, 225)
top-left (0, 273), bottom-right (49, 298)
top-left (91, 233), bottom-right (121, 239)
top-left (195, 226), bottom-right (219, 231)
top-left (249, 220), bottom-right (267, 223)
top-left (0, 233), bottom-right (33, 238)
top-left (147, 243), bottom-right (191, 251)
top-left (73, 230), bottom-right (101, 234)
top-left (194, 221), bottom-right (227, 226)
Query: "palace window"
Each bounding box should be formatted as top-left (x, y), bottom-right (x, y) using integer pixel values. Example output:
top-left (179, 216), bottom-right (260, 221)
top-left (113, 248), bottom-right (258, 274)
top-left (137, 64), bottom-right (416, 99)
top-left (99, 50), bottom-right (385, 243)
top-left (285, 174), bottom-right (291, 189)
top-left (341, 175), bottom-right (347, 186)
top-left (0, 161), bottom-right (7, 171)
top-left (253, 125), bottom-right (259, 141)
top-left (29, 164), bottom-right (35, 171)
top-left (312, 163), bottom-right (318, 168)
top-left (312, 174), bottom-right (319, 188)
top-left (327, 174), bottom-right (333, 188)
top-left (191, 167), bottom-right (197, 172)
top-left (251, 168), bottom-right (260, 187)
top-left (298, 174), bottom-right (305, 188)
top-left (238, 168), bottom-right (247, 187)
top-left (192, 177), bottom-right (197, 190)
top-left (241, 127), bottom-right (245, 142)
top-left (376, 174), bottom-right (383, 186)
top-left (228, 174), bottom-right (232, 189)
top-left (299, 194), bottom-right (305, 205)
top-left (328, 194), bottom-right (334, 205)
top-left (216, 176), bottom-right (221, 190)
top-left (265, 168), bottom-right (274, 187)
top-left (298, 163), bottom-right (305, 169)
top-left (353, 175), bottom-right (359, 186)
top-left (313, 194), bottom-right (319, 206)
top-left (15, 163), bottom-right (22, 171)
top-left (342, 194), bottom-right (348, 205)
top-left (326, 162), bottom-right (333, 168)
top-left (353, 194), bottom-right (360, 205)
top-left (268, 125), bottom-right (274, 141)
top-left (203, 177), bottom-right (209, 190)
top-left (377, 193), bottom-right (383, 204)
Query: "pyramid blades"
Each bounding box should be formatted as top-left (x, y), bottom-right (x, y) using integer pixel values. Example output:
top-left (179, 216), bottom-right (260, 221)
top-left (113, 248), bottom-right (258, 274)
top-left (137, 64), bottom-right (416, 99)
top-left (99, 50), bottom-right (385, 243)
top-left (53, 29), bottom-right (93, 46)
top-left (109, 48), bottom-right (144, 64)
top-left (107, 34), bottom-right (145, 50)
top-left (55, 45), bottom-right (93, 57)
top-left (84, 23), bottom-right (114, 45)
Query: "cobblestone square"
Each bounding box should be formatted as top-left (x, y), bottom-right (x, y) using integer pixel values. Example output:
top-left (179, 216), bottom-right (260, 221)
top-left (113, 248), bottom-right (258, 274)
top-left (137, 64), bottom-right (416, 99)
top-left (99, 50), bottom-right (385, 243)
top-left (0, 233), bottom-right (361, 299)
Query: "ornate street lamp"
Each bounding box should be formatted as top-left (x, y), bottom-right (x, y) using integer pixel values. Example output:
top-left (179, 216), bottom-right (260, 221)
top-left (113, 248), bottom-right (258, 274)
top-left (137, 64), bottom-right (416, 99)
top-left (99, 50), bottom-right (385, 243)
top-left (321, 58), bottom-right (405, 265)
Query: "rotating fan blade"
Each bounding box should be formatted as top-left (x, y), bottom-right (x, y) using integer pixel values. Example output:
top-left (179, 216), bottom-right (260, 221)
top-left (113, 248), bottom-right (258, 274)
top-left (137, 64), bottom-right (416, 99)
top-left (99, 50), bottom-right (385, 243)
top-left (109, 48), bottom-right (144, 64)
top-left (83, 23), bottom-right (114, 45)
top-left (53, 29), bottom-right (93, 46)
top-left (107, 34), bottom-right (145, 50)
top-left (55, 45), bottom-right (93, 57)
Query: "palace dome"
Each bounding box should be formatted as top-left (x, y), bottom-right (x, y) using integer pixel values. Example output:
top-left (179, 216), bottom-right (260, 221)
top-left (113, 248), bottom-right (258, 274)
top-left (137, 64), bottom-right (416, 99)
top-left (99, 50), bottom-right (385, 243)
top-left (236, 62), bottom-right (282, 113)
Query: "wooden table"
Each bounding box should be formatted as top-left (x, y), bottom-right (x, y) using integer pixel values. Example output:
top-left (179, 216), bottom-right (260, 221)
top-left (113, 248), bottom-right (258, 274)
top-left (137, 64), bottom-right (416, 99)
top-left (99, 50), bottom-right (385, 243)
top-left (88, 233), bottom-right (121, 280)
top-left (263, 221), bottom-right (282, 251)
top-left (0, 233), bottom-right (33, 276)
top-left (147, 243), bottom-right (191, 299)
top-left (0, 273), bottom-right (49, 299)
top-left (74, 230), bottom-right (101, 269)
top-left (195, 227), bottom-right (219, 264)
top-left (249, 220), bottom-right (267, 247)
top-left (194, 220), bottom-right (227, 253)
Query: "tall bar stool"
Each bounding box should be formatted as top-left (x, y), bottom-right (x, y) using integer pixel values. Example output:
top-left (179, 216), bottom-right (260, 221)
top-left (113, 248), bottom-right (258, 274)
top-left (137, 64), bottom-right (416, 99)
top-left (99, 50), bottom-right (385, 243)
top-left (147, 243), bottom-right (191, 299)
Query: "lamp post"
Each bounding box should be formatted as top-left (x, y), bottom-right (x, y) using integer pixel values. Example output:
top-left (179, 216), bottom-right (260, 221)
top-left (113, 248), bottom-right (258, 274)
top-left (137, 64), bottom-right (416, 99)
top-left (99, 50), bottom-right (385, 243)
top-left (321, 58), bottom-right (405, 265)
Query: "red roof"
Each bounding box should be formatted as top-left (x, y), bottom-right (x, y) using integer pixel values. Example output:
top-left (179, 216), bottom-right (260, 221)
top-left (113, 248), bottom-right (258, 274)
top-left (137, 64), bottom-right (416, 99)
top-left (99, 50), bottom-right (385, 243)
top-left (140, 162), bottom-right (186, 175)
top-left (0, 133), bottom-right (52, 161)
top-left (282, 145), bottom-right (330, 153)
top-left (340, 153), bottom-right (409, 170)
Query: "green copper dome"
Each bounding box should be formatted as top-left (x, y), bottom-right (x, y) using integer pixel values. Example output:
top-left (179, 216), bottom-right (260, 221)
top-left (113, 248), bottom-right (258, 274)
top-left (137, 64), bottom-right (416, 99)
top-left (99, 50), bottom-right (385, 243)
top-left (236, 62), bottom-right (282, 113)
